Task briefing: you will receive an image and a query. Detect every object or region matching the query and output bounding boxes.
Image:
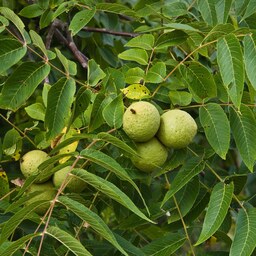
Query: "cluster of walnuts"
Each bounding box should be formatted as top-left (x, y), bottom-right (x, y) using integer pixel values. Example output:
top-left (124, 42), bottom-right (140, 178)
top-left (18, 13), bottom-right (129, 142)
top-left (122, 101), bottom-right (198, 173)
top-left (20, 149), bottom-right (86, 215)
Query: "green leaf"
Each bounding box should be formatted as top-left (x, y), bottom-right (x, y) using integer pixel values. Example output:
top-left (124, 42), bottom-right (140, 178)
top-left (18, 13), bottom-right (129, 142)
top-left (69, 7), bottom-right (96, 36)
top-left (243, 34), bottom-right (256, 90)
top-left (168, 177), bottom-right (200, 223)
top-left (46, 226), bottom-right (92, 256)
top-left (142, 232), bottom-right (186, 256)
top-left (195, 182), bottom-right (234, 246)
top-left (155, 30), bottom-right (188, 49)
top-left (58, 196), bottom-right (128, 256)
top-left (230, 105), bottom-right (256, 172)
top-left (88, 59), bottom-right (106, 87)
top-left (0, 37), bottom-right (26, 75)
top-left (125, 67), bottom-right (145, 84)
top-left (25, 102), bottom-right (45, 121)
top-left (102, 94), bottom-right (124, 129)
top-left (118, 49), bottom-right (149, 65)
top-left (161, 157), bottom-right (205, 207)
top-left (183, 61), bottom-right (217, 101)
top-left (96, 3), bottom-right (137, 17)
top-left (19, 4), bottom-right (44, 18)
top-left (45, 78), bottom-right (76, 140)
top-left (71, 87), bottom-right (91, 123)
top-left (242, 0), bottom-right (256, 20)
top-left (145, 62), bottom-right (166, 83)
top-left (0, 200), bottom-right (45, 243)
top-left (72, 168), bottom-right (154, 223)
top-left (0, 62), bottom-right (50, 111)
top-left (125, 34), bottom-right (155, 50)
top-left (80, 148), bottom-right (149, 213)
top-left (217, 34), bottom-right (244, 109)
top-left (169, 91), bottom-right (192, 106)
top-left (230, 208), bottom-right (256, 256)
top-left (199, 103), bottom-right (230, 159)
top-left (0, 170), bottom-right (9, 200)
top-left (88, 92), bottom-right (110, 132)
top-left (120, 84), bottom-right (151, 99)
top-left (97, 132), bottom-right (138, 157)
top-left (0, 7), bottom-right (27, 42)
top-left (1, 233), bottom-right (40, 256)
top-left (55, 48), bottom-right (77, 76)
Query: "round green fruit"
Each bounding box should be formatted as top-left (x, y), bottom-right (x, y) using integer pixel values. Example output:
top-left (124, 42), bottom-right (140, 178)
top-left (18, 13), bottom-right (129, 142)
top-left (132, 137), bottom-right (168, 172)
top-left (53, 166), bottom-right (87, 193)
top-left (20, 150), bottom-right (50, 183)
top-left (25, 181), bottom-right (56, 215)
top-left (123, 101), bottom-right (160, 142)
top-left (157, 109), bottom-right (197, 149)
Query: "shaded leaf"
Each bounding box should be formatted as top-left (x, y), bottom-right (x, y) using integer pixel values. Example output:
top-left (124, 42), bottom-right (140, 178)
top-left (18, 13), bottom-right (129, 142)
top-left (230, 105), bottom-right (256, 172)
top-left (243, 34), bottom-right (256, 90)
top-left (69, 7), bottom-right (96, 36)
top-left (97, 132), bottom-right (138, 157)
top-left (0, 37), bottom-right (26, 75)
top-left (45, 78), bottom-right (76, 140)
top-left (161, 157), bottom-right (205, 207)
top-left (102, 94), bottom-right (124, 128)
top-left (195, 182), bottom-right (234, 245)
top-left (121, 84), bottom-right (151, 99)
top-left (142, 232), bottom-right (186, 256)
top-left (118, 49), bottom-right (149, 65)
top-left (0, 62), bottom-right (50, 111)
top-left (183, 61), bottom-right (217, 101)
top-left (72, 168), bottom-right (154, 223)
top-left (46, 226), bottom-right (92, 256)
top-left (199, 103), bottom-right (230, 159)
top-left (169, 91), bottom-right (192, 106)
top-left (58, 196), bottom-right (128, 256)
top-left (230, 208), bottom-right (256, 256)
top-left (156, 30), bottom-right (188, 49)
top-left (1, 233), bottom-right (40, 256)
top-left (217, 34), bottom-right (244, 108)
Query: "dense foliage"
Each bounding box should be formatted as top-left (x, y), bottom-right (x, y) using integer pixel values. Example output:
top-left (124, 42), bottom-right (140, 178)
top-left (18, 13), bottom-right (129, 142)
top-left (1, 0), bottom-right (256, 255)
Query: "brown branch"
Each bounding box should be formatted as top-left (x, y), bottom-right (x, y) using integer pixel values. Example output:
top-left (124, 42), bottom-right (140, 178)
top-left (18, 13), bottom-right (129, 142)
top-left (82, 26), bottom-right (139, 38)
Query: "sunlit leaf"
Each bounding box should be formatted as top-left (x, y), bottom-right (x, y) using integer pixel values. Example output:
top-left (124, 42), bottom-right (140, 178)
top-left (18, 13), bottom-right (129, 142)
top-left (45, 78), bottom-right (76, 140)
top-left (69, 7), bottom-right (96, 36)
top-left (102, 94), bottom-right (124, 128)
top-left (118, 49), bottom-right (149, 65)
top-left (125, 34), bottom-right (155, 50)
top-left (121, 84), bottom-right (151, 99)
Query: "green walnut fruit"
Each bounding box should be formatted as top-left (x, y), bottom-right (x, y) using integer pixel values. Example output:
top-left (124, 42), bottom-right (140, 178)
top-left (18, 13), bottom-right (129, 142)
top-left (53, 166), bottom-right (87, 193)
top-left (132, 137), bottom-right (168, 172)
top-left (25, 181), bottom-right (56, 215)
top-left (20, 150), bottom-right (50, 183)
top-left (157, 109), bottom-right (197, 149)
top-left (123, 101), bottom-right (160, 142)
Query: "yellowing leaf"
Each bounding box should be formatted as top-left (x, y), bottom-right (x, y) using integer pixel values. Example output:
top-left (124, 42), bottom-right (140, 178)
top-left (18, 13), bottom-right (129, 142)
top-left (121, 84), bottom-right (151, 99)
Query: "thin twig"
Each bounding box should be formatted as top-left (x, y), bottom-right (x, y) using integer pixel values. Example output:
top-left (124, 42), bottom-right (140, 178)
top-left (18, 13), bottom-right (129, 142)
top-left (82, 26), bottom-right (139, 37)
